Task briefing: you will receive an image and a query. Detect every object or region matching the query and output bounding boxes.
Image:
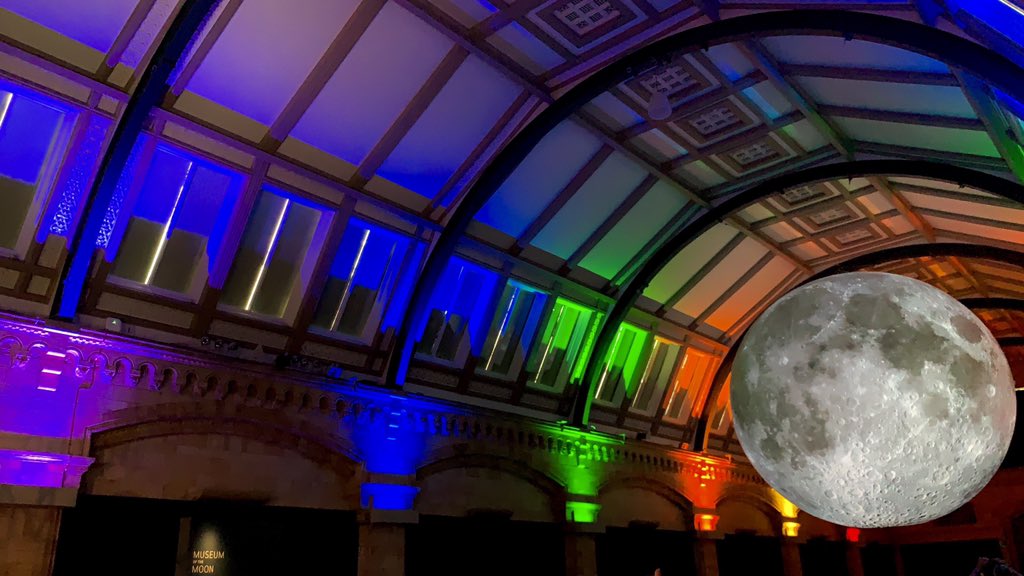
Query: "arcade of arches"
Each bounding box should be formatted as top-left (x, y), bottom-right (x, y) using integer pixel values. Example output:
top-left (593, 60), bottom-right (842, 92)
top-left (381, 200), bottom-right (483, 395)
top-left (6, 1), bottom-right (1024, 575)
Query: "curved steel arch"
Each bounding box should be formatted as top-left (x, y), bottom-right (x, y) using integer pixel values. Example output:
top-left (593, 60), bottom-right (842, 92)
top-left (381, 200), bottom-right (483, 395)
top-left (960, 297), bottom-right (1024, 312)
top-left (575, 160), bottom-right (1024, 426)
top-left (386, 9), bottom-right (1024, 403)
top-left (51, 0), bottom-right (221, 319)
top-left (692, 242), bottom-right (1024, 451)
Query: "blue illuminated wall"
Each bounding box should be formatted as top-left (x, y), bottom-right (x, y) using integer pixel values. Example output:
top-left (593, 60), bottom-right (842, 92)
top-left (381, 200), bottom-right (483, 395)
top-left (0, 81), bottom-right (73, 249)
top-left (415, 257), bottom-right (500, 358)
top-left (0, 87), bottom-right (65, 183)
top-left (312, 218), bottom-right (422, 339)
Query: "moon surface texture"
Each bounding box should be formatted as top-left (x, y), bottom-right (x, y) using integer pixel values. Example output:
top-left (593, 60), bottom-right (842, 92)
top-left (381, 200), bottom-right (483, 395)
top-left (731, 272), bottom-right (1016, 528)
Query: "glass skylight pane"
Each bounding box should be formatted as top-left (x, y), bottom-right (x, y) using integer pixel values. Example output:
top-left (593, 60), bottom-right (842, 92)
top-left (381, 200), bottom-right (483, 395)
top-left (111, 146), bottom-right (241, 297)
top-left (630, 339), bottom-right (682, 414)
top-left (478, 281), bottom-right (548, 379)
top-left (594, 323), bottom-right (650, 405)
top-left (415, 257), bottom-right (499, 362)
top-left (221, 189), bottom-right (326, 318)
top-left (527, 297), bottom-right (601, 392)
top-left (664, 348), bottom-right (715, 421)
top-left (311, 218), bottom-right (416, 340)
top-left (0, 88), bottom-right (67, 251)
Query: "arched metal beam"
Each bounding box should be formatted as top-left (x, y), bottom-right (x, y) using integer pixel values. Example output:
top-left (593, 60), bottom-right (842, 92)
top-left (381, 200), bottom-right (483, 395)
top-left (384, 10), bottom-right (1024, 405)
top-left (803, 243), bottom-right (1024, 282)
top-left (963, 298), bottom-right (1024, 349)
top-left (999, 337), bottom-right (1024, 348)
top-left (576, 160), bottom-right (1024, 427)
top-left (693, 242), bottom-right (1024, 451)
top-left (961, 297), bottom-right (1024, 312)
top-left (51, 0), bottom-right (221, 320)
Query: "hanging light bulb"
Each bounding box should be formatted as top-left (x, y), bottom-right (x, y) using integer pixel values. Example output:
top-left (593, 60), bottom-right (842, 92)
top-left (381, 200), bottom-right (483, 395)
top-left (648, 90), bottom-right (672, 121)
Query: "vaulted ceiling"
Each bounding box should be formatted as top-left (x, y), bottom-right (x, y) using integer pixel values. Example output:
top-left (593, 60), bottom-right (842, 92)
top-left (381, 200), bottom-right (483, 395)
top-left (4, 0), bottom-right (1024, 457)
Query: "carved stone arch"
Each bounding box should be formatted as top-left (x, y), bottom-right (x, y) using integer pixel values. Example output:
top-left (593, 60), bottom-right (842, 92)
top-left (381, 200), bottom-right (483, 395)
top-left (82, 406), bottom-right (362, 508)
top-left (0, 335), bottom-right (24, 351)
top-left (715, 488), bottom-right (783, 536)
top-left (0, 336), bottom-right (24, 370)
top-left (159, 366), bottom-right (178, 391)
top-left (598, 474), bottom-right (693, 529)
top-left (84, 403), bottom-right (361, 476)
top-left (179, 370), bottom-right (198, 394)
top-left (60, 347), bottom-right (85, 379)
top-left (604, 475), bottom-right (692, 506)
top-left (81, 352), bottom-right (109, 387)
top-left (416, 452), bottom-right (567, 521)
top-left (136, 362), bottom-right (159, 390)
top-left (111, 357), bottom-right (135, 387)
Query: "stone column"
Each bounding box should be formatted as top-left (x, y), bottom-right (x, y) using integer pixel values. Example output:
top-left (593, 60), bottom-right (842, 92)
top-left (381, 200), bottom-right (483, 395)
top-left (846, 541), bottom-right (865, 576)
top-left (781, 539), bottom-right (803, 576)
top-left (894, 544), bottom-right (906, 576)
top-left (357, 474), bottom-right (419, 576)
top-left (0, 504), bottom-right (61, 576)
top-left (694, 536), bottom-right (721, 576)
top-left (565, 527), bottom-right (599, 576)
top-left (0, 452), bottom-right (91, 576)
top-left (692, 510), bottom-right (722, 576)
top-left (358, 521), bottom-right (407, 576)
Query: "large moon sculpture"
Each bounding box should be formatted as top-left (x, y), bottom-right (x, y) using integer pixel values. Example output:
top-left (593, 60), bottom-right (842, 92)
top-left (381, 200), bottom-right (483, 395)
top-left (732, 272), bottom-right (1016, 528)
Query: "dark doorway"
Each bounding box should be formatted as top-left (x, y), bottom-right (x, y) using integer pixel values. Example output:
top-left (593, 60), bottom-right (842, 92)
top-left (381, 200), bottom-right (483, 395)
top-left (597, 526), bottom-right (696, 576)
top-left (406, 514), bottom-right (565, 576)
top-left (861, 543), bottom-right (898, 576)
top-left (801, 538), bottom-right (848, 576)
top-left (901, 539), bottom-right (1002, 576)
top-left (999, 391), bottom-right (1024, 468)
top-left (1013, 514), bottom-right (1024, 569)
top-left (53, 495), bottom-right (358, 576)
top-left (718, 533), bottom-right (784, 576)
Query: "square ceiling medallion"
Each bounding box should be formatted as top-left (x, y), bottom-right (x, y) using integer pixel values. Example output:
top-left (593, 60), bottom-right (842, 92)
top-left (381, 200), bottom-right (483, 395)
top-left (768, 183), bottom-right (838, 213)
top-left (822, 224), bottom-right (882, 251)
top-left (623, 54), bottom-right (714, 110)
top-left (792, 201), bottom-right (864, 234)
top-left (529, 0), bottom-right (646, 54)
top-left (718, 136), bottom-right (790, 174)
top-left (673, 98), bottom-right (756, 147)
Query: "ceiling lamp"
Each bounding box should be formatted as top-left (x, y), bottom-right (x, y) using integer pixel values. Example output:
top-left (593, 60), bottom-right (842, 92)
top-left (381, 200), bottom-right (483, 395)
top-left (648, 90), bottom-right (672, 120)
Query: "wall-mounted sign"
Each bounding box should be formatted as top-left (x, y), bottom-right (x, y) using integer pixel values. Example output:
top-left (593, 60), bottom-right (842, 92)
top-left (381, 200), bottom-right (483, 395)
top-left (176, 516), bottom-right (231, 576)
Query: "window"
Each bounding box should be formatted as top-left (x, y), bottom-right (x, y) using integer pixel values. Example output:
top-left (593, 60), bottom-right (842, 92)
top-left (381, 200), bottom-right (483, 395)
top-left (220, 188), bottom-right (330, 319)
top-left (477, 281), bottom-right (549, 379)
top-left (110, 145), bottom-right (241, 297)
top-left (0, 86), bottom-right (70, 254)
top-left (593, 323), bottom-right (651, 406)
top-left (311, 219), bottom-right (417, 340)
top-left (527, 297), bottom-right (602, 392)
top-left (415, 258), bottom-right (500, 364)
top-left (708, 374), bottom-right (732, 435)
top-left (629, 337), bottom-right (684, 414)
top-left (663, 347), bottom-right (717, 421)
